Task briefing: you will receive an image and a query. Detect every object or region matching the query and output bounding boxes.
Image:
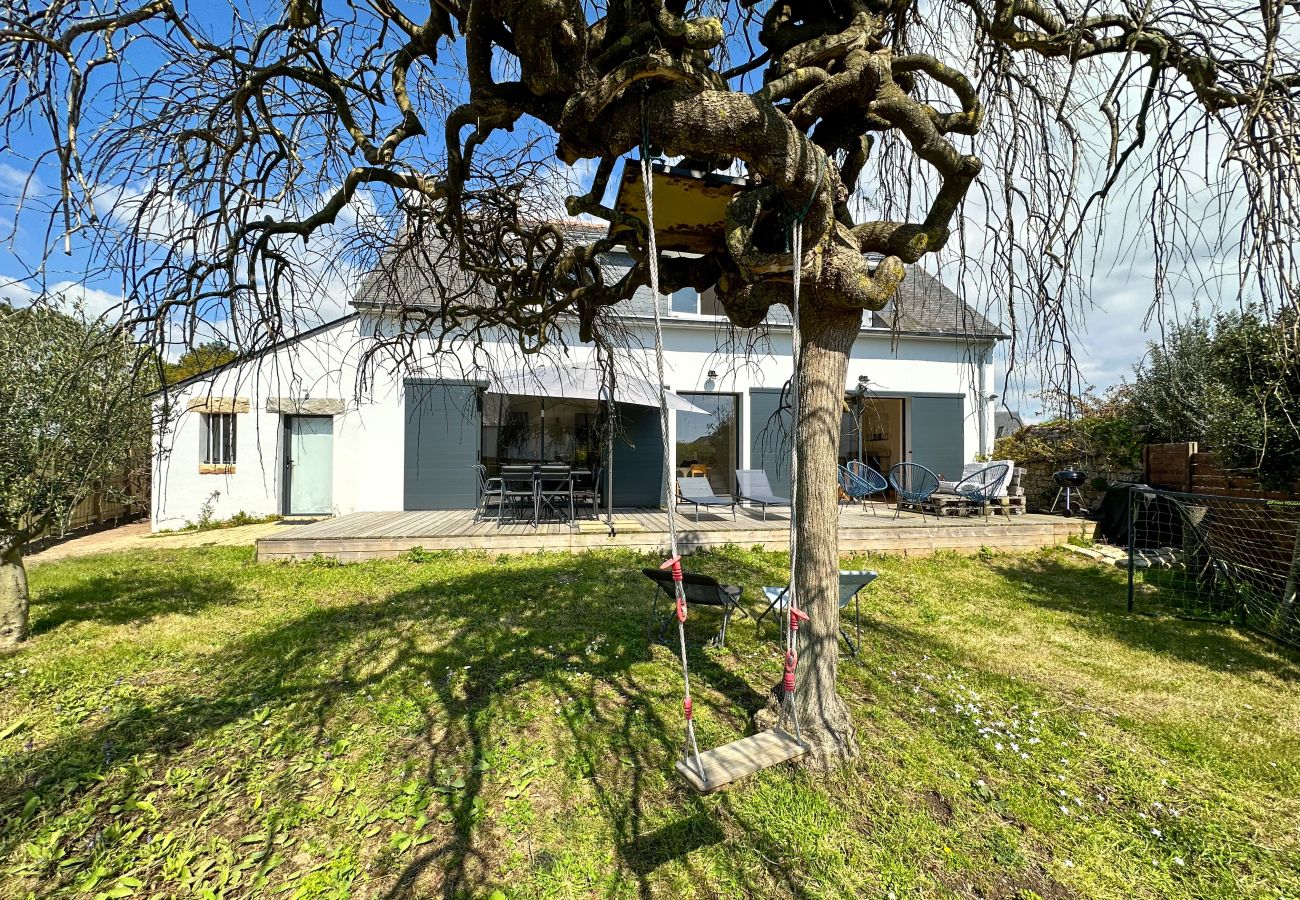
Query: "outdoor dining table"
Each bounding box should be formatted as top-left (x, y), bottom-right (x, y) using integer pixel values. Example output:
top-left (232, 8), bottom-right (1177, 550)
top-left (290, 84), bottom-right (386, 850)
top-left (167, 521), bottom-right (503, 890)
top-left (497, 465), bottom-right (592, 526)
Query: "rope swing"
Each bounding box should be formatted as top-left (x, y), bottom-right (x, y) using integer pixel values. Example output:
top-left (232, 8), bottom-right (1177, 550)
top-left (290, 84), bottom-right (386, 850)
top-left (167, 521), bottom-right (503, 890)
top-left (640, 111), bottom-right (813, 792)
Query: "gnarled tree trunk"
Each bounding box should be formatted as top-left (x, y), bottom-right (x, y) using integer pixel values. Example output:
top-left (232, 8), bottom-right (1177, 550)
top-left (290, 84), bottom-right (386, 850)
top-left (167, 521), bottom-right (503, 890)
top-left (758, 303), bottom-right (862, 765)
top-left (0, 542), bottom-right (30, 652)
top-left (791, 305), bottom-right (861, 763)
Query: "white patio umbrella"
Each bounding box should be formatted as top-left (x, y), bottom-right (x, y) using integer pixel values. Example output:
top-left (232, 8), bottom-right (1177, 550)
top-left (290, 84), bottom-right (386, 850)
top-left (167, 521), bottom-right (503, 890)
top-left (488, 366), bottom-right (708, 414)
top-left (487, 365), bottom-right (708, 531)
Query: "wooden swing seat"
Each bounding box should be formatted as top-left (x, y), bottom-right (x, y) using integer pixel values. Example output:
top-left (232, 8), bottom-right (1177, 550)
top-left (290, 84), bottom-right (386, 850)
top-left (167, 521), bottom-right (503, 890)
top-left (675, 727), bottom-right (807, 794)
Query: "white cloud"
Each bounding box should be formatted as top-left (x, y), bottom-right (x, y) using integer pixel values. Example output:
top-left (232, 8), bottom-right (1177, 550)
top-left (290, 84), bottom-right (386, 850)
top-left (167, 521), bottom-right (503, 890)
top-left (0, 276), bottom-right (124, 321)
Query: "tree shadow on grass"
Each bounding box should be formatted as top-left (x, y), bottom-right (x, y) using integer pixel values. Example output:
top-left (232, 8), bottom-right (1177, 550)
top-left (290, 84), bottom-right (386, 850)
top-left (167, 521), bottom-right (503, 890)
top-left (5, 551), bottom-right (809, 899)
top-left (28, 561), bottom-right (242, 635)
top-left (985, 554), bottom-right (1300, 681)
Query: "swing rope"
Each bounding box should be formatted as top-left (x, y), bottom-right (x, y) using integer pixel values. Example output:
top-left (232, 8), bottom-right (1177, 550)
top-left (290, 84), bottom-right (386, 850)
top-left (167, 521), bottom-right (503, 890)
top-left (779, 156), bottom-right (823, 743)
top-left (640, 114), bottom-right (704, 781)
top-left (781, 198), bottom-right (806, 743)
top-left (641, 104), bottom-right (822, 780)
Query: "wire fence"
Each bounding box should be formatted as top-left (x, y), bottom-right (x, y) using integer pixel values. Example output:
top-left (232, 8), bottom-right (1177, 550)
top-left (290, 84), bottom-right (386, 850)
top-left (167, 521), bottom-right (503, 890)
top-left (1125, 487), bottom-right (1300, 648)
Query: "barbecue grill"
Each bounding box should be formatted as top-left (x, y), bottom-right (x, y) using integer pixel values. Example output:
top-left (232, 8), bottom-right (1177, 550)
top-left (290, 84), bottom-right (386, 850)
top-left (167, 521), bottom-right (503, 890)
top-left (1053, 468), bottom-right (1087, 487)
top-left (1050, 467), bottom-right (1088, 515)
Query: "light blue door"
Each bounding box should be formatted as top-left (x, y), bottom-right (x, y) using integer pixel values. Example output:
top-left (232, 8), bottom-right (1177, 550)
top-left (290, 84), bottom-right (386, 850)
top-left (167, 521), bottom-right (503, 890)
top-left (287, 416), bottom-right (334, 515)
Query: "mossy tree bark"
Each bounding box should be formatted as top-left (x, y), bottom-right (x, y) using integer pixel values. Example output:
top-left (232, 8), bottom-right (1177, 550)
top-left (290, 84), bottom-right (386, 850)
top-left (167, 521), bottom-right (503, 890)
top-left (0, 543), bottom-right (30, 653)
top-left (786, 304), bottom-right (863, 763)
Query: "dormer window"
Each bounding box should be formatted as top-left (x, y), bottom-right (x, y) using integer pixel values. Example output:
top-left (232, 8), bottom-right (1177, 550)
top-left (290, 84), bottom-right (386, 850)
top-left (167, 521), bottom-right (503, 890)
top-left (670, 287), bottom-right (697, 314)
top-left (670, 285), bottom-right (725, 317)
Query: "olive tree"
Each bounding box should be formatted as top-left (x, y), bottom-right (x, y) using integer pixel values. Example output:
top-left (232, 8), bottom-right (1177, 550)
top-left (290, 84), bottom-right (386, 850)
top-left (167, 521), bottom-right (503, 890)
top-left (0, 301), bottom-right (153, 651)
top-left (1, 0), bottom-right (1296, 759)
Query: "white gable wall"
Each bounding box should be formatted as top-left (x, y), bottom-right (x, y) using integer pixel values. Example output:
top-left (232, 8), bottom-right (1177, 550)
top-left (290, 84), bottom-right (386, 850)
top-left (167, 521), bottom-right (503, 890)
top-left (152, 312), bottom-right (996, 531)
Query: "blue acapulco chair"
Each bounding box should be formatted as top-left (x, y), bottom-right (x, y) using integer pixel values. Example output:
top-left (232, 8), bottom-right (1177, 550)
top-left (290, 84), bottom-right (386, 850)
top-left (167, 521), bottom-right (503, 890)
top-left (838, 461), bottom-right (889, 515)
top-left (954, 462), bottom-right (1011, 520)
top-left (888, 462), bottom-right (940, 520)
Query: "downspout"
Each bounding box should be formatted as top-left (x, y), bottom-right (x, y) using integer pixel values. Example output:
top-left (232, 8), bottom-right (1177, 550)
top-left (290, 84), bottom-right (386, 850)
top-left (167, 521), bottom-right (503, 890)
top-left (977, 349), bottom-right (989, 458)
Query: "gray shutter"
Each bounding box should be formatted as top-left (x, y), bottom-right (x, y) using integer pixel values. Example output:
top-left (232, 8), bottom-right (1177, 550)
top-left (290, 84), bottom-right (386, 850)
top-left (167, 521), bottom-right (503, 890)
top-left (909, 396), bottom-right (965, 482)
top-left (749, 388), bottom-right (792, 497)
top-left (404, 380), bottom-right (481, 509)
top-left (611, 403), bottom-right (665, 506)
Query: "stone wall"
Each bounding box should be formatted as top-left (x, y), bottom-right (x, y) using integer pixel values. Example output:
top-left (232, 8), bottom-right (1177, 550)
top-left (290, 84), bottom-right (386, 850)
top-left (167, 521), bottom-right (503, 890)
top-left (1017, 461), bottom-right (1142, 512)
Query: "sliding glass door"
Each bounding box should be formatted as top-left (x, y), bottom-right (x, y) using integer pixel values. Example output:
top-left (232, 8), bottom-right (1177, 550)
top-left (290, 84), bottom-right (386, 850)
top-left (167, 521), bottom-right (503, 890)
top-left (480, 395), bottom-right (604, 472)
top-left (675, 393), bottom-right (740, 495)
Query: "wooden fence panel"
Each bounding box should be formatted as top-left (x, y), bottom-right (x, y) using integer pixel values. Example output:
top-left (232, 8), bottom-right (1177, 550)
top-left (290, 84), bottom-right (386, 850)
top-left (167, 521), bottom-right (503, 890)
top-left (1189, 452), bottom-right (1300, 501)
top-left (1143, 442), bottom-right (1197, 491)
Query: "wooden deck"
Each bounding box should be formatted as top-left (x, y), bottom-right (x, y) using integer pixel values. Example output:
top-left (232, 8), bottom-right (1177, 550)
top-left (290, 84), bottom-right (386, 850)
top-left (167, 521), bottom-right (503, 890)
top-left (256, 505), bottom-right (1084, 562)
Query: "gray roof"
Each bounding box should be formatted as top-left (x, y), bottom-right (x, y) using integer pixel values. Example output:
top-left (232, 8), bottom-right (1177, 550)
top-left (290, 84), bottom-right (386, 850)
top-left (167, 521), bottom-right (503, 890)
top-left (353, 230), bottom-right (1003, 340)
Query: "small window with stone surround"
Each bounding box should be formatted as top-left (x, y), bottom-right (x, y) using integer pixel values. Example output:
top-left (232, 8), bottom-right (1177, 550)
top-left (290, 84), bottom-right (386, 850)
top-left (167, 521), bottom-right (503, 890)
top-left (202, 412), bottom-right (237, 470)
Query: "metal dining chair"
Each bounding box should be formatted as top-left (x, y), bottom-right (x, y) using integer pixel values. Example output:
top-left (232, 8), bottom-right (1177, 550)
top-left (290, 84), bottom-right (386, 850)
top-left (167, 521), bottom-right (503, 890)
top-left (536, 464), bottom-right (575, 523)
top-left (572, 465), bottom-right (603, 519)
top-left (471, 464), bottom-right (503, 523)
top-left (497, 465), bottom-right (539, 526)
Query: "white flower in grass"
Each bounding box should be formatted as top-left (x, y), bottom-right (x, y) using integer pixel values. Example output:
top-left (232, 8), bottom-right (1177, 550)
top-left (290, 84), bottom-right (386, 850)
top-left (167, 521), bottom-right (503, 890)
top-left (1151, 828), bottom-right (1162, 839)
top-left (995, 742), bottom-right (1004, 751)
top-left (1059, 805), bottom-right (1071, 815)
top-left (1058, 789), bottom-right (1067, 797)
top-left (1078, 730), bottom-right (1088, 738)
top-left (1020, 753), bottom-right (1029, 760)
top-left (1028, 737), bottom-right (1041, 745)
top-left (1174, 856), bottom-right (1185, 866)
top-left (1011, 742), bottom-right (1019, 752)
top-left (1062, 859), bottom-right (1074, 868)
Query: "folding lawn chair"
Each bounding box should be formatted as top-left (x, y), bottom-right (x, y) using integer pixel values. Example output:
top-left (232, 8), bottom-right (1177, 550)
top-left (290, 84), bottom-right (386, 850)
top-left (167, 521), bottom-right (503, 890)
top-left (756, 571), bottom-right (878, 657)
top-left (642, 567), bottom-right (748, 649)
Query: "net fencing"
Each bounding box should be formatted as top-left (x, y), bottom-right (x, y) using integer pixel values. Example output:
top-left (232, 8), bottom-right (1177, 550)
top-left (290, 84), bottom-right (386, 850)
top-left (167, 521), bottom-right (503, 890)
top-left (1123, 487), bottom-right (1300, 648)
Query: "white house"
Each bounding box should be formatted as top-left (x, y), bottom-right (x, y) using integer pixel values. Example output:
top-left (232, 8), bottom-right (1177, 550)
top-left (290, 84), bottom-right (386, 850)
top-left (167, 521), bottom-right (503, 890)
top-left (151, 245), bottom-right (1003, 531)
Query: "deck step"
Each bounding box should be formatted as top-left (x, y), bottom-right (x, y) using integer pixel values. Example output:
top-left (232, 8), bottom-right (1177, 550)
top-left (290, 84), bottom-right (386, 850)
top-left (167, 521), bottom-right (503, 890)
top-left (576, 519), bottom-right (646, 534)
top-left (675, 728), bottom-right (807, 794)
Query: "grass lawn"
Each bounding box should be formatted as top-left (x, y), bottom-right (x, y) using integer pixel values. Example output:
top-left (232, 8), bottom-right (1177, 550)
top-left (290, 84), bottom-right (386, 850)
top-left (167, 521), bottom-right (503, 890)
top-left (2, 545), bottom-right (1298, 899)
